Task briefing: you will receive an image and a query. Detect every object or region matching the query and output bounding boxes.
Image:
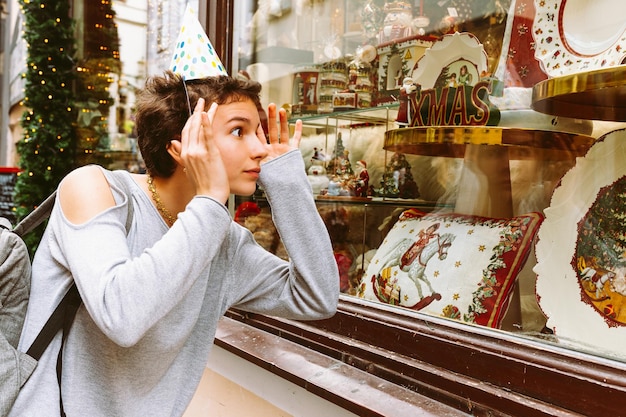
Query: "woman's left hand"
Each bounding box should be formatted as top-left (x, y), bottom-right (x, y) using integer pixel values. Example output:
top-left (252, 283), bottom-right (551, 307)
top-left (258, 103), bottom-right (302, 163)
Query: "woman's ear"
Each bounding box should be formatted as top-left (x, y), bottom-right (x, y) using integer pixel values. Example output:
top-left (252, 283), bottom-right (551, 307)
top-left (167, 136), bottom-right (183, 165)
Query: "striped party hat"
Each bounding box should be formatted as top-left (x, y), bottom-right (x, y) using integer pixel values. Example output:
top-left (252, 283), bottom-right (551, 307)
top-left (170, 5), bottom-right (227, 79)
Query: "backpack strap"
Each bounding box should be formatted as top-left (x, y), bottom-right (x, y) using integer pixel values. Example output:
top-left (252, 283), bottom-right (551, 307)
top-left (25, 285), bottom-right (80, 361)
top-left (12, 190), bottom-right (57, 238)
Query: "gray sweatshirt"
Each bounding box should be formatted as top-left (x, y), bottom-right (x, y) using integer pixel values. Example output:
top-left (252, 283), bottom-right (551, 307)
top-left (10, 150), bottom-right (339, 417)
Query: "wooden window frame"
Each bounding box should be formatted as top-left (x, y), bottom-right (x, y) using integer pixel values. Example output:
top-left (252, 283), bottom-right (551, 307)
top-left (221, 296), bottom-right (626, 416)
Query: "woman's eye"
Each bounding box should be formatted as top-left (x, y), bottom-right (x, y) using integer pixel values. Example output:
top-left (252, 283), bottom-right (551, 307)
top-left (231, 127), bottom-right (243, 137)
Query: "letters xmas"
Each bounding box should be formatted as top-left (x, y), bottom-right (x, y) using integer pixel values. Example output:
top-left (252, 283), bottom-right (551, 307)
top-left (397, 81), bottom-right (501, 127)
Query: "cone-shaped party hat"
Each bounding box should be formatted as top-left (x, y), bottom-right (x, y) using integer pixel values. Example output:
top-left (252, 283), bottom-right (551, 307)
top-left (170, 5), bottom-right (227, 80)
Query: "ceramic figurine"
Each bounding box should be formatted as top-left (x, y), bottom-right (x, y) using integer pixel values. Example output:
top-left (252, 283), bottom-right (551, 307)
top-left (378, 1), bottom-right (414, 44)
top-left (355, 160), bottom-right (370, 197)
top-left (327, 175), bottom-right (342, 196)
top-left (307, 162), bottom-right (330, 195)
top-left (458, 64), bottom-right (473, 86)
top-left (396, 77), bottom-right (418, 126)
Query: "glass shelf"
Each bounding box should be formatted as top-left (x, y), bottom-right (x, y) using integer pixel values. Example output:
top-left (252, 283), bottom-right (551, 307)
top-left (289, 104), bottom-right (399, 128)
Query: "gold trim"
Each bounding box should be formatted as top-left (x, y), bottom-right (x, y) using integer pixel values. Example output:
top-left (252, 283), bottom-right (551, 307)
top-left (384, 126), bottom-right (595, 159)
top-left (531, 66), bottom-right (626, 122)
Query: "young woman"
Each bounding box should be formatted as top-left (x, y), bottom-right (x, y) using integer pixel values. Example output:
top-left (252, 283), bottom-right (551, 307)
top-left (11, 72), bottom-right (340, 416)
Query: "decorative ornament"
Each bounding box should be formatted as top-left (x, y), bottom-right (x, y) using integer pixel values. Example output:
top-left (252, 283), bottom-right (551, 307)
top-left (412, 32), bottom-right (489, 89)
top-left (169, 5), bottom-right (227, 80)
top-left (357, 44), bottom-right (378, 63)
top-left (378, 1), bottom-right (414, 44)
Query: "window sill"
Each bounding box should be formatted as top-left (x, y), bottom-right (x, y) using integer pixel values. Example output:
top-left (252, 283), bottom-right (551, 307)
top-left (215, 316), bottom-right (469, 417)
top-left (222, 296), bottom-right (626, 416)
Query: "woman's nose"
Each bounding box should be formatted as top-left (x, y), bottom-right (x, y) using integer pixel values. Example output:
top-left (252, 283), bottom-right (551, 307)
top-left (250, 134), bottom-right (269, 159)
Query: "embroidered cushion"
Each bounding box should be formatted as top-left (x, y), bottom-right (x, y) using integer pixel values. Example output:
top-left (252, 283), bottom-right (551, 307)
top-left (357, 209), bottom-right (543, 328)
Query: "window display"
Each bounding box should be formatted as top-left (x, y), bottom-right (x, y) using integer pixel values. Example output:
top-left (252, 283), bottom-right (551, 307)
top-left (235, 0), bottom-right (599, 326)
top-left (226, 0), bottom-right (626, 414)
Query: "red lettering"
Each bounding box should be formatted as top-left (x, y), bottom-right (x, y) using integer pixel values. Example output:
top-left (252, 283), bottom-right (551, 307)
top-left (409, 92), bottom-right (422, 126)
top-left (469, 81), bottom-right (491, 125)
top-left (413, 81), bottom-right (496, 127)
top-left (413, 90), bottom-right (432, 127)
top-left (447, 86), bottom-right (469, 125)
top-left (428, 89), bottom-right (448, 125)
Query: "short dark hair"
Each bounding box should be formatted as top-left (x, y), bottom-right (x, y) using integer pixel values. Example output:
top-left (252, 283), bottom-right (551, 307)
top-left (134, 71), bottom-right (263, 177)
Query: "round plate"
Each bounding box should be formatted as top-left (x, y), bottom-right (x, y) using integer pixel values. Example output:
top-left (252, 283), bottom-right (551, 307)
top-left (534, 128), bottom-right (626, 360)
top-left (533, 0), bottom-right (626, 76)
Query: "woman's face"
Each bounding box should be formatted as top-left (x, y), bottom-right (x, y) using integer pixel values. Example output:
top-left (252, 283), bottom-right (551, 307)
top-left (210, 98), bottom-right (268, 196)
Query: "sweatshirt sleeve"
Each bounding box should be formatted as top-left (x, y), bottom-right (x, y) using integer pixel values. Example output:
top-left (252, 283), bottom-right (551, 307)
top-left (227, 149), bottom-right (340, 319)
top-left (50, 190), bottom-right (233, 347)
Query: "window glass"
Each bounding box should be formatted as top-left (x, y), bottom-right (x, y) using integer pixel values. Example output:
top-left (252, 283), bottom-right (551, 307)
top-left (233, 0), bottom-right (626, 364)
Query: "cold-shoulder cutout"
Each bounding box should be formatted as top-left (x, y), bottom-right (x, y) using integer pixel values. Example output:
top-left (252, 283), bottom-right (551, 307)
top-left (59, 165), bottom-right (116, 225)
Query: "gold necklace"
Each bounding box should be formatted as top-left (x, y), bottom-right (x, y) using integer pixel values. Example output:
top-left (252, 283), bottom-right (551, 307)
top-left (147, 175), bottom-right (177, 227)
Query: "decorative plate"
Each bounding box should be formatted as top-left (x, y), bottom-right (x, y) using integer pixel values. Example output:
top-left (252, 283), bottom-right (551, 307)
top-left (411, 32), bottom-right (488, 90)
top-left (534, 128), bottom-right (626, 360)
top-left (533, 0), bottom-right (626, 76)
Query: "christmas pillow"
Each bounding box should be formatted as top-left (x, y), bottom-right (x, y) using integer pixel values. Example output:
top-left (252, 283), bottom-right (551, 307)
top-left (357, 209), bottom-right (543, 328)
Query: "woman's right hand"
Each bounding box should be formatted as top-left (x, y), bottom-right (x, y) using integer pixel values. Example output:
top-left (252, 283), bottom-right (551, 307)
top-left (175, 98), bottom-right (231, 202)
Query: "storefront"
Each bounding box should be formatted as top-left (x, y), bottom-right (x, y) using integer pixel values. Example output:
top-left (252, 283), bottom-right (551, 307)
top-left (189, 1), bottom-right (626, 415)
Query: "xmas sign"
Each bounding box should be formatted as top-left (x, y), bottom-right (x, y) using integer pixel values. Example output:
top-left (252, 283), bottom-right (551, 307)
top-left (403, 80), bottom-right (500, 127)
top-left (389, 32), bottom-right (501, 127)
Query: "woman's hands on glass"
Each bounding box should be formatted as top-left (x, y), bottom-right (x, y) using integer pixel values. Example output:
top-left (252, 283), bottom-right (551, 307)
top-left (260, 103), bottom-right (302, 164)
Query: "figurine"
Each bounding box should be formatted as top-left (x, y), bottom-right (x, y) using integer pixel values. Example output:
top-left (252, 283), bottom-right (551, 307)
top-left (340, 149), bottom-right (354, 176)
top-left (355, 160), bottom-right (370, 197)
top-left (327, 133), bottom-right (351, 176)
top-left (378, 1), bottom-right (414, 44)
top-left (396, 77), bottom-right (418, 127)
top-left (327, 175), bottom-right (342, 196)
top-left (447, 72), bottom-right (458, 88)
top-left (307, 163), bottom-right (330, 195)
top-left (458, 65), bottom-right (473, 86)
top-left (378, 152), bottom-right (418, 198)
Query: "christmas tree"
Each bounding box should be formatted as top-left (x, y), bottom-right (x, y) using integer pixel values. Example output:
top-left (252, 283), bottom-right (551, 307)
top-left (16, 0), bottom-right (78, 250)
